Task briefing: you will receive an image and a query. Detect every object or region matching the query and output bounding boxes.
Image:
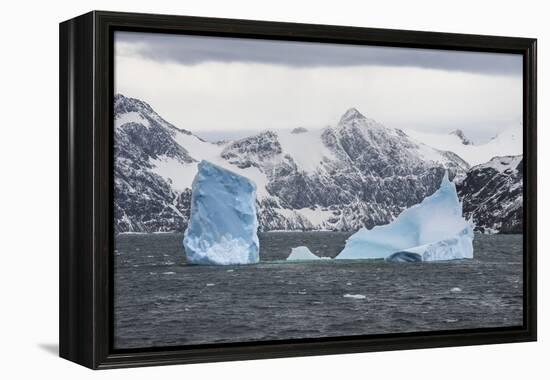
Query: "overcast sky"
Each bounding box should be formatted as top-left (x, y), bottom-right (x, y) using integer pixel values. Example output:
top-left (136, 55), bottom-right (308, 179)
top-left (115, 31), bottom-right (523, 142)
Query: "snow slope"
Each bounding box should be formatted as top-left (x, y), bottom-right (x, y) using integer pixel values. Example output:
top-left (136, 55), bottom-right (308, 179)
top-left (404, 126), bottom-right (522, 166)
top-left (150, 129), bottom-right (272, 198)
top-left (276, 128), bottom-right (335, 173)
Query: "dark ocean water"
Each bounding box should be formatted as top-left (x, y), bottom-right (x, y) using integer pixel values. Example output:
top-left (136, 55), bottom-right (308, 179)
top-left (114, 232), bottom-right (523, 349)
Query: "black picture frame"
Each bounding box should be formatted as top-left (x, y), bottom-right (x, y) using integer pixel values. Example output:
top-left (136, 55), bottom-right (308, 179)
top-left (59, 10), bottom-right (537, 369)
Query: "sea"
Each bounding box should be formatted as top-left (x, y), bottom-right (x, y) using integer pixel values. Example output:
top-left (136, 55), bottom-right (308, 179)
top-left (114, 232), bottom-right (523, 349)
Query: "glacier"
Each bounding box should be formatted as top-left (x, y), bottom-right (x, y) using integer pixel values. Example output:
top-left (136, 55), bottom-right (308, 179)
top-left (335, 172), bottom-right (474, 261)
top-left (286, 246), bottom-right (329, 261)
top-left (183, 160), bottom-right (260, 265)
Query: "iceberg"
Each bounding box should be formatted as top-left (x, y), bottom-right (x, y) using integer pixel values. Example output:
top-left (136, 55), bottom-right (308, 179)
top-left (335, 172), bottom-right (473, 261)
top-left (385, 227), bottom-right (473, 262)
top-left (286, 246), bottom-right (329, 261)
top-left (384, 251), bottom-right (422, 263)
top-left (183, 160), bottom-right (260, 265)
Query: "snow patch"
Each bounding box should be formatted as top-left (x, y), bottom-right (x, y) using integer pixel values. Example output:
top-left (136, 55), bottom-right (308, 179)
top-left (172, 130), bottom-right (223, 161)
top-left (474, 155), bottom-right (522, 173)
top-left (413, 142), bottom-right (450, 165)
top-left (151, 130), bottom-right (272, 198)
top-left (115, 111), bottom-right (151, 129)
top-left (149, 156), bottom-right (197, 191)
top-left (277, 128), bottom-right (335, 173)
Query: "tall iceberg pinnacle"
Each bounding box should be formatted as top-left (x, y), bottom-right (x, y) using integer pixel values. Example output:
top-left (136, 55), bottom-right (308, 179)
top-left (335, 172), bottom-right (474, 261)
top-left (183, 160), bottom-right (260, 265)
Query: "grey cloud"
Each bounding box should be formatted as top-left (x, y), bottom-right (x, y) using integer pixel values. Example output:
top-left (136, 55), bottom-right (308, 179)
top-left (116, 31), bottom-right (522, 76)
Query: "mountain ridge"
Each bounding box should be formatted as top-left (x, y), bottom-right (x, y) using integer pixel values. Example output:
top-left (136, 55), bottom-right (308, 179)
top-left (114, 93), bottom-right (523, 234)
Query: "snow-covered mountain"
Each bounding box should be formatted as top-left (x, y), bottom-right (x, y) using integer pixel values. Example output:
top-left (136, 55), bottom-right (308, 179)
top-left (221, 107), bottom-right (470, 231)
top-left (404, 126), bottom-right (522, 166)
top-left (457, 155), bottom-right (523, 233)
top-left (113, 94), bottom-right (196, 232)
top-left (114, 94), bottom-right (522, 234)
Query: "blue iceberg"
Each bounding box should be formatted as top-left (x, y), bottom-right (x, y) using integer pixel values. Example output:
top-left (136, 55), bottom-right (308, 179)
top-left (335, 172), bottom-right (474, 261)
top-left (183, 160), bottom-right (260, 265)
top-left (385, 227), bottom-right (473, 262)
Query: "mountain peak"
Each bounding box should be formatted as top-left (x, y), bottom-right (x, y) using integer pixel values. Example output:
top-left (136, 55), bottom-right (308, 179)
top-left (450, 129), bottom-right (473, 145)
top-left (339, 108), bottom-right (366, 125)
top-left (115, 93), bottom-right (155, 115)
top-left (115, 93), bottom-right (195, 136)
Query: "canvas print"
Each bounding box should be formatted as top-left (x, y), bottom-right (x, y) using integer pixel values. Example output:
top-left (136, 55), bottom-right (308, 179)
top-left (113, 31), bottom-right (524, 349)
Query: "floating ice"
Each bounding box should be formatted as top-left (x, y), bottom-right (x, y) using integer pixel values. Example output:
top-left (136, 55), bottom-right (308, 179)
top-left (286, 246), bottom-right (329, 261)
top-left (183, 160), bottom-right (260, 265)
top-left (385, 228), bottom-right (473, 262)
top-left (336, 172), bottom-right (474, 261)
top-left (343, 294), bottom-right (366, 299)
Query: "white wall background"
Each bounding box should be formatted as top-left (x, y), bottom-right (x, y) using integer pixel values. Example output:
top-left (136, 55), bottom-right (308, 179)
top-left (0, 0), bottom-right (547, 378)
